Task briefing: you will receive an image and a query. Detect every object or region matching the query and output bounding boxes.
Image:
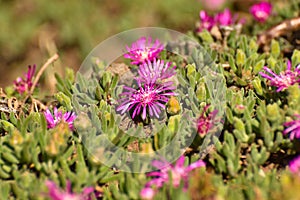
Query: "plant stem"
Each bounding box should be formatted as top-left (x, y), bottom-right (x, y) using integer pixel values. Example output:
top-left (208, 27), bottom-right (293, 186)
top-left (30, 53), bottom-right (59, 94)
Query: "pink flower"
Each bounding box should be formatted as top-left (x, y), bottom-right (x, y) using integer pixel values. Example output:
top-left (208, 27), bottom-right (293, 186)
top-left (197, 11), bottom-right (215, 32)
top-left (259, 60), bottom-right (300, 92)
top-left (289, 155), bottom-right (300, 175)
top-left (140, 187), bottom-right (155, 200)
top-left (44, 107), bottom-right (77, 130)
top-left (215, 8), bottom-right (245, 26)
top-left (284, 114), bottom-right (300, 140)
top-left (143, 156), bottom-right (205, 191)
top-left (250, 1), bottom-right (272, 23)
top-left (14, 65), bottom-right (36, 94)
top-left (118, 57), bottom-right (177, 120)
top-left (124, 37), bottom-right (164, 65)
top-left (45, 180), bottom-right (94, 200)
top-left (137, 59), bottom-right (176, 85)
top-left (196, 9), bottom-right (245, 32)
top-left (117, 80), bottom-right (176, 120)
top-left (197, 105), bottom-right (218, 137)
top-left (215, 8), bottom-right (233, 26)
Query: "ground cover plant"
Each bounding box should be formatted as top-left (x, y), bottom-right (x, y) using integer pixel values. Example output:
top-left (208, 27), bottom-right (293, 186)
top-left (1, 0), bottom-right (300, 199)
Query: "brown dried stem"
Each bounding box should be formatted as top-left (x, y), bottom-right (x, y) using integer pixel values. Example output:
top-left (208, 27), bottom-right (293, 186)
top-left (30, 53), bottom-right (59, 94)
top-left (257, 17), bottom-right (300, 47)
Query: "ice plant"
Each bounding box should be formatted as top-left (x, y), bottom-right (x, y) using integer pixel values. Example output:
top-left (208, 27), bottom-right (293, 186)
top-left (197, 9), bottom-right (244, 32)
top-left (283, 114), bottom-right (300, 140)
top-left (196, 11), bottom-right (215, 32)
top-left (138, 59), bottom-right (176, 85)
top-left (215, 8), bottom-right (234, 26)
top-left (14, 64), bottom-right (36, 94)
top-left (45, 180), bottom-right (94, 200)
top-left (289, 155), bottom-right (300, 175)
top-left (124, 37), bottom-right (164, 65)
top-left (259, 60), bottom-right (300, 92)
top-left (250, 1), bottom-right (272, 23)
top-left (197, 105), bottom-right (218, 137)
top-left (117, 80), bottom-right (176, 120)
top-left (44, 107), bottom-right (77, 130)
top-left (215, 8), bottom-right (245, 26)
top-left (142, 156), bottom-right (205, 193)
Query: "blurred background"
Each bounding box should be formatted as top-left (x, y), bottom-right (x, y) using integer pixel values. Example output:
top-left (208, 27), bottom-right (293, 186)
top-left (1, 0), bottom-right (293, 90)
top-left (0, 0), bottom-right (207, 88)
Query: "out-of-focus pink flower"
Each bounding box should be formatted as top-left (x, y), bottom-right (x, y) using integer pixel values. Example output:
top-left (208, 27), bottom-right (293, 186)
top-left (44, 107), bottom-right (77, 130)
top-left (215, 8), bottom-right (246, 26)
top-left (143, 156), bottom-right (205, 191)
top-left (250, 1), bottom-right (272, 23)
top-left (140, 187), bottom-right (155, 200)
top-left (14, 65), bottom-right (36, 94)
top-left (284, 114), bottom-right (300, 140)
top-left (124, 37), bottom-right (164, 65)
top-left (45, 180), bottom-right (94, 200)
top-left (259, 60), bottom-right (300, 92)
top-left (215, 8), bottom-right (233, 26)
top-left (289, 155), bottom-right (300, 175)
top-left (197, 9), bottom-right (245, 32)
top-left (199, 0), bottom-right (226, 11)
top-left (197, 105), bottom-right (218, 137)
top-left (197, 11), bottom-right (215, 32)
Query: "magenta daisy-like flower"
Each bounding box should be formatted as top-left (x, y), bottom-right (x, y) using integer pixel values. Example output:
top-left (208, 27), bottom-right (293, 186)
top-left (289, 155), bottom-right (300, 175)
top-left (142, 156), bottom-right (205, 192)
top-left (283, 114), bottom-right (300, 140)
top-left (138, 59), bottom-right (176, 85)
top-left (197, 11), bottom-right (215, 32)
top-left (45, 180), bottom-right (94, 200)
top-left (117, 80), bottom-right (176, 120)
top-left (124, 37), bottom-right (164, 65)
top-left (14, 65), bottom-right (36, 94)
top-left (250, 1), bottom-right (272, 23)
top-left (44, 107), bottom-right (77, 130)
top-left (259, 61), bottom-right (300, 92)
top-left (215, 8), bottom-right (234, 26)
top-left (215, 8), bottom-right (245, 26)
top-left (197, 9), bottom-right (245, 32)
top-left (197, 105), bottom-right (218, 137)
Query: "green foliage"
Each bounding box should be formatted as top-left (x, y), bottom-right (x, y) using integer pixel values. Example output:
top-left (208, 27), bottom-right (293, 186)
top-left (0, 111), bottom-right (117, 199)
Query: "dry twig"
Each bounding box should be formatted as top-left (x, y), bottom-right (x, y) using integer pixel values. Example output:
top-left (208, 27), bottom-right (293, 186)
top-left (257, 17), bottom-right (300, 48)
top-left (30, 53), bottom-right (59, 94)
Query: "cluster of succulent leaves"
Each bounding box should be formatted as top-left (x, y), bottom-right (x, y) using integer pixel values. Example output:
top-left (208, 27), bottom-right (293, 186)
top-left (191, 14), bottom-right (300, 200)
top-left (2, 3), bottom-right (300, 200)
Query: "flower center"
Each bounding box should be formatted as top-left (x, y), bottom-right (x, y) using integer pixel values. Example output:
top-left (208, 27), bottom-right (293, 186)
top-left (141, 51), bottom-right (149, 60)
top-left (131, 85), bottom-right (160, 107)
top-left (141, 89), bottom-right (157, 105)
top-left (136, 49), bottom-right (150, 60)
top-left (170, 168), bottom-right (185, 187)
top-left (54, 116), bottom-right (62, 125)
top-left (277, 72), bottom-right (298, 87)
top-left (203, 22), bottom-right (209, 28)
top-left (255, 11), bottom-right (267, 19)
